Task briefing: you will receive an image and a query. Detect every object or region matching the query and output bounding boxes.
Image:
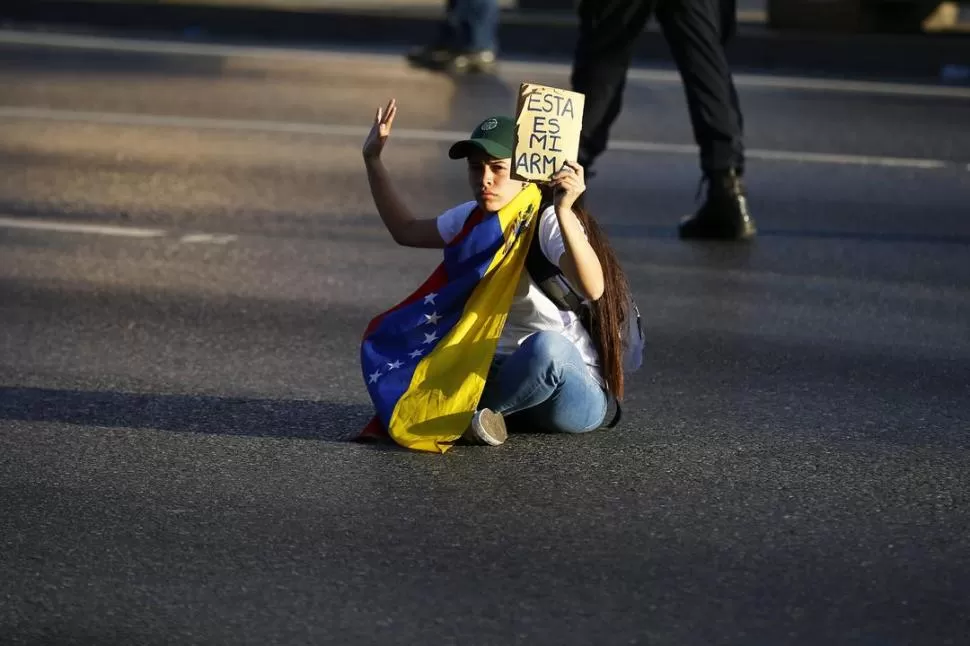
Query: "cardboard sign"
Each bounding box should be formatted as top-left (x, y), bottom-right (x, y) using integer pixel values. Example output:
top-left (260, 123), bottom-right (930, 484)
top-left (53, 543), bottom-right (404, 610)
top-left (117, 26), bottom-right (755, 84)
top-left (512, 83), bottom-right (585, 182)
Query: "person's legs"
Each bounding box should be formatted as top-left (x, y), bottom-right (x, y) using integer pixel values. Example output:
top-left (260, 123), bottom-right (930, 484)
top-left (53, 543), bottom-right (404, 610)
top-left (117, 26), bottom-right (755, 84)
top-left (455, 0), bottom-right (499, 53)
top-left (442, 0), bottom-right (499, 72)
top-left (656, 0), bottom-right (755, 239)
top-left (439, 0), bottom-right (462, 48)
top-left (407, 0), bottom-right (460, 67)
top-left (720, 0), bottom-right (738, 44)
top-left (479, 331), bottom-right (608, 434)
top-left (721, 0), bottom-right (745, 176)
top-left (571, 0), bottom-right (655, 172)
top-left (656, 0), bottom-right (742, 176)
top-left (408, 0), bottom-right (498, 73)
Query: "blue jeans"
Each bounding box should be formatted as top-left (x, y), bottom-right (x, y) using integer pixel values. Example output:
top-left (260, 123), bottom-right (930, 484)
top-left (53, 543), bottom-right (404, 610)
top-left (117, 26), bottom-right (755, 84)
top-left (479, 331), bottom-right (608, 434)
top-left (437, 0), bottom-right (499, 52)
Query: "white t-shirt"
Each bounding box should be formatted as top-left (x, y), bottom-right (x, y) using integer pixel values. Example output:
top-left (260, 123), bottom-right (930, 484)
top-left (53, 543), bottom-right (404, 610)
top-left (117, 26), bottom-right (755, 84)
top-left (436, 201), bottom-right (604, 386)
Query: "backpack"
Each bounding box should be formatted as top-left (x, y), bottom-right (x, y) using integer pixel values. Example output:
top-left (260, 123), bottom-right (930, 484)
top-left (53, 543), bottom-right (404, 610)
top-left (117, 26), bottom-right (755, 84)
top-left (524, 216), bottom-right (645, 427)
top-left (525, 230), bottom-right (644, 370)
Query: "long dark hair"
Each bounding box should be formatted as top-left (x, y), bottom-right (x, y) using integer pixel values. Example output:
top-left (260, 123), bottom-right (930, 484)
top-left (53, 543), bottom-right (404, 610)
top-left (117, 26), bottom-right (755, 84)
top-left (540, 187), bottom-right (632, 400)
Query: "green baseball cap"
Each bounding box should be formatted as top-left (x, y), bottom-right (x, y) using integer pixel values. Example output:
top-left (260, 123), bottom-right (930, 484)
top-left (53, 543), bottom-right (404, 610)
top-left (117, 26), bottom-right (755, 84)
top-left (448, 116), bottom-right (515, 160)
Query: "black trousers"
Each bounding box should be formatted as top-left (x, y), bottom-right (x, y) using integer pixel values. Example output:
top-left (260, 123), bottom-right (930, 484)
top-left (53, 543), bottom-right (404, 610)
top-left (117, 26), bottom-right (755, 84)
top-left (571, 0), bottom-right (745, 176)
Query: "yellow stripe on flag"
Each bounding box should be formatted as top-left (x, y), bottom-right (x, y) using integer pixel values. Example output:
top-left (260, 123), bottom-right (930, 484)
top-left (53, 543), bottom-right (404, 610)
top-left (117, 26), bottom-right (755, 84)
top-left (388, 184), bottom-right (542, 453)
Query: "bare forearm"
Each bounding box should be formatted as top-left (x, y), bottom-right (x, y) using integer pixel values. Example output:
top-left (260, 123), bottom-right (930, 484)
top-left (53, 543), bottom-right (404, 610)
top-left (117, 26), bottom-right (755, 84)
top-left (365, 157), bottom-right (417, 243)
top-left (556, 206), bottom-right (605, 301)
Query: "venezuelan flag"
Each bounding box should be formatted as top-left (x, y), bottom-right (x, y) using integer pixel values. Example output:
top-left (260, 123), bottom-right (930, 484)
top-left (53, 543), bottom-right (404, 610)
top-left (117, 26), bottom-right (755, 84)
top-left (359, 183), bottom-right (542, 453)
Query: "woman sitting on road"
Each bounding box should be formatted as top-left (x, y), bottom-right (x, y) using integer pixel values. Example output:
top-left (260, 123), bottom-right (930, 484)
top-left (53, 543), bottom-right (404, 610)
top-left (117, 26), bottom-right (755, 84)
top-left (361, 98), bottom-right (636, 449)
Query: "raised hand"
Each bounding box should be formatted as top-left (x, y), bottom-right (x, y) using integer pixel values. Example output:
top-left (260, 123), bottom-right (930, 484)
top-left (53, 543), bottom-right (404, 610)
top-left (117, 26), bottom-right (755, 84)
top-left (362, 98), bottom-right (397, 161)
top-left (550, 161), bottom-right (587, 212)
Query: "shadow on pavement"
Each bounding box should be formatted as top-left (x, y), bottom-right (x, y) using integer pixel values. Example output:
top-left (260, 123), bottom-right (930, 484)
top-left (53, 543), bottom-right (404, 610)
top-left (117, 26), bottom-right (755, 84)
top-left (0, 386), bottom-right (375, 442)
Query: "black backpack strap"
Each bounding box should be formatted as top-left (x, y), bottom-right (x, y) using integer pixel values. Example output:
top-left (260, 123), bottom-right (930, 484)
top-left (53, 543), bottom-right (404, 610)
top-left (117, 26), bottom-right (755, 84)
top-left (525, 209), bottom-right (585, 314)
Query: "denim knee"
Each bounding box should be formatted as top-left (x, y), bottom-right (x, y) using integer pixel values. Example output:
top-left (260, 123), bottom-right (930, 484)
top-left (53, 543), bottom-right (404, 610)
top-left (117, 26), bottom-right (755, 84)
top-left (519, 331), bottom-right (576, 376)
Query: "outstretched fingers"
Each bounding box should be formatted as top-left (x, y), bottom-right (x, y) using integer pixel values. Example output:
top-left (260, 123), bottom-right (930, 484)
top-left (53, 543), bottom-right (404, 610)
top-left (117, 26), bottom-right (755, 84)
top-left (376, 99), bottom-right (397, 136)
top-left (375, 98), bottom-right (397, 126)
top-left (384, 105), bottom-right (397, 132)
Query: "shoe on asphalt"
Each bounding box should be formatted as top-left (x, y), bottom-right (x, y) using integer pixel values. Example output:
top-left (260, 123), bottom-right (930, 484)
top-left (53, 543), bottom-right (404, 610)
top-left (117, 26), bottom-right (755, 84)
top-left (405, 45), bottom-right (456, 70)
top-left (462, 408), bottom-right (507, 446)
top-left (406, 46), bottom-right (496, 74)
top-left (678, 168), bottom-right (757, 241)
top-left (445, 49), bottom-right (497, 74)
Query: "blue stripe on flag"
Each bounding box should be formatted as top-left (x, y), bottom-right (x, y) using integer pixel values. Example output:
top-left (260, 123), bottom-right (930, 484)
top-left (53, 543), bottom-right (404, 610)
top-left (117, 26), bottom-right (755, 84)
top-left (362, 211), bottom-right (506, 428)
top-left (442, 214), bottom-right (504, 279)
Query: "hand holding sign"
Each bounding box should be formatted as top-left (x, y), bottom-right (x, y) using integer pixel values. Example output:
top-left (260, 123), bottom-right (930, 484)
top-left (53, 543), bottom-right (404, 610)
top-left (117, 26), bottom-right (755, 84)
top-left (550, 161), bottom-right (586, 212)
top-left (512, 83), bottom-right (585, 182)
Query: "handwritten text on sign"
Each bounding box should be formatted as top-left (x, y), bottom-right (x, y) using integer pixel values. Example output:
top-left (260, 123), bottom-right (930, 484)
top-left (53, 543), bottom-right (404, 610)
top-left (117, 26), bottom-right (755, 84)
top-left (512, 84), bottom-right (585, 182)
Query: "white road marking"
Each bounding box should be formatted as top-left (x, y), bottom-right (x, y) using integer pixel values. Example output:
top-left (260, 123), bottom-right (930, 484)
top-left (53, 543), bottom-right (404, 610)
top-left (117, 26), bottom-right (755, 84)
top-left (180, 233), bottom-right (238, 244)
top-left (502, 62), bottom-right (970, 100)
top-left (607, 140), bottom-right (950, 169)
top-left (1, 29), bottom-right (969, 100)
top-left (0, 216), bottom-right (165, 238)
top-left (0, 106), bottom-right (958, 171)
top-left (0, 216), bottom-right (238, 244)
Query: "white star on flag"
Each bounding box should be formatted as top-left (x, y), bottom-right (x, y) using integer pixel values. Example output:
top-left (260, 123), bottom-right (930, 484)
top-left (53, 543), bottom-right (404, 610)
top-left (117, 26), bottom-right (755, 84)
top-left (387, 360), bottom-right (403, 370)
top-left (423, 292), bottom-right (437, 305)
top-left (368, 370), bottom-right (382, 384)
top-left (409, 349), bottom-right (423, 359)
top-left (424, 311), bottom-right (442, 325)
top-left (423, 331), bottom-right (438, 345)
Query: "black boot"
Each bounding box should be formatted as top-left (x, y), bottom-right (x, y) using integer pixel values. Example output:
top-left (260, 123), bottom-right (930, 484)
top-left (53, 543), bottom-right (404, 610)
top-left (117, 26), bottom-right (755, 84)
top-left (678, 169), bottom-right (756, 241)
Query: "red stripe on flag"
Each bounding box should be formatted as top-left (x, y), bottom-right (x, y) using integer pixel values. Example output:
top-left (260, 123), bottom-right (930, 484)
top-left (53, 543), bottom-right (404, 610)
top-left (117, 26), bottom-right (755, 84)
top-left (451, 207), bottom-right (486, 247)
top-left (356, 415), bottom-right (389, 441)
top-left (356, 206), bottom-right (489, 442)
top-left (360, 207), bottom-right (484, 340)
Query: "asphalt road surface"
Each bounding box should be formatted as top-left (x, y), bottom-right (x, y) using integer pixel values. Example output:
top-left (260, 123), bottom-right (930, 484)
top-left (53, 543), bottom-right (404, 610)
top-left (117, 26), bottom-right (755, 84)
top-left (1, 31), bottom-right (970, 646)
